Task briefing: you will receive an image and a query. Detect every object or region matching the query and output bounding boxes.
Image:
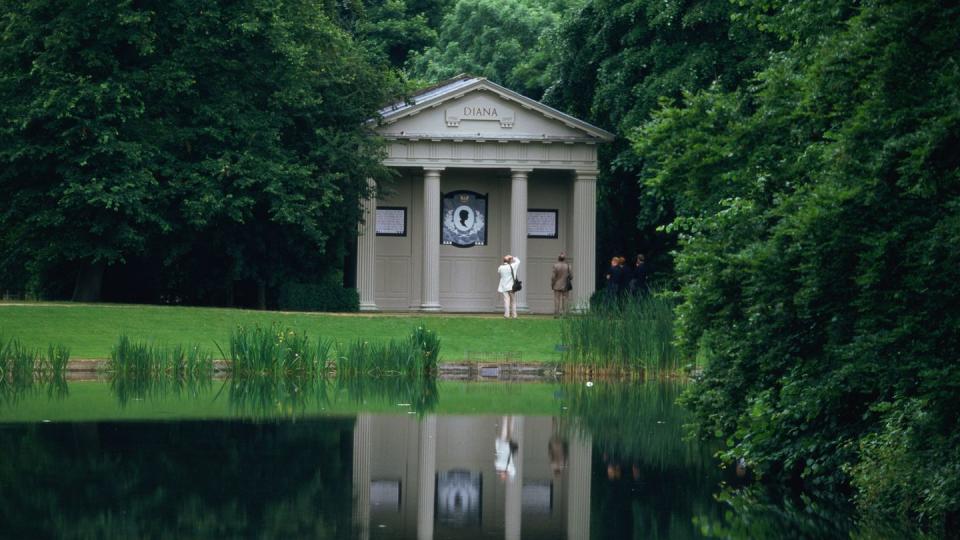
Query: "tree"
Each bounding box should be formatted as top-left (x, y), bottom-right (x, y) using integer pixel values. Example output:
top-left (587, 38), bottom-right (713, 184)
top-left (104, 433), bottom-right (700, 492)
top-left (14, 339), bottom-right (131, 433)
top-left (543, 0), bottom-right (773, 285)
top-left (406, 0), bottom-right (577, 100)
top-left (0, 0), bottom-right (403, 305)
top-left (635, 0), bottom-right (960, 534)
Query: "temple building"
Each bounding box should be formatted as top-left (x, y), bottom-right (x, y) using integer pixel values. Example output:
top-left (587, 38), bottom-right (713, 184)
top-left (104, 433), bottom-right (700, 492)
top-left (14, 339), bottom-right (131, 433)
top-left (352, 414), bottom-right (592, 539)
top-left (356, 75), bottom-right (614, 313)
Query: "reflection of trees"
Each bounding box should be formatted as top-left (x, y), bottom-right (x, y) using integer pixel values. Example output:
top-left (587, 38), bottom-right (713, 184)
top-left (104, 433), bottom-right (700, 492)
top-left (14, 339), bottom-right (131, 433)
top-left (693, 486), bottom-right (861, 539)
top-left (563, 382), bottom-right (726, 540)
top-left (0, 420), bottom-right (355, 538)
top-left (564, 382), bottom-right (721, 538)
top-left (565, 382), bottom-right (864, 539)
top-left (563, 381), bottom-right (711, 470)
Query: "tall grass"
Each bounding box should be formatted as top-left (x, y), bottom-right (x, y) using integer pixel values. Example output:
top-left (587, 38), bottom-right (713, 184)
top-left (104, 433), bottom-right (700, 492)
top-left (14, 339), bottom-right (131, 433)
top-left (0, 337), bottom-right (69, 403)
top-left (109, 335), bottom-right (213, 379)
top-left (107, 335), bottom-right (213, 405)
top-left (224, 324), bottom-right (330, 378)
top-left (334, 325), bottom-right (439, 377)
top-left (560, 292), bottom-right (680, 375)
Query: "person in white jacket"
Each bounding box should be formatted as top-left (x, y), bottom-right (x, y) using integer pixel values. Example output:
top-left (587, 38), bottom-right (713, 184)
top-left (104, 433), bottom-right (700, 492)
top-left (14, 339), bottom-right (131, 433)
top-left (497, 255), bottom-right (521, 318)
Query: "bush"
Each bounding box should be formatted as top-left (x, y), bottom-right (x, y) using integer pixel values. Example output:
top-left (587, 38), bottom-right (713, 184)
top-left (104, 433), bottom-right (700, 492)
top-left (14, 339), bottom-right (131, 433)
top-left (277, 279), bottom-right (359, 312)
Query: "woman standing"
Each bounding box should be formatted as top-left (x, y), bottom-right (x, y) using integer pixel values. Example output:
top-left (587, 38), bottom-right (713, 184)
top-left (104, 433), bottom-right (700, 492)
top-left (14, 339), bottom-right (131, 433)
top-left (497, 255), bottom-right (521, 318)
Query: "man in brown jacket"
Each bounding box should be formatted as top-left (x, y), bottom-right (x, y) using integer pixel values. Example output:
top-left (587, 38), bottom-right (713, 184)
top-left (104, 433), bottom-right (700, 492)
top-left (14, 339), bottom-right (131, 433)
top-left (551, 252), bottom-right (573, 316)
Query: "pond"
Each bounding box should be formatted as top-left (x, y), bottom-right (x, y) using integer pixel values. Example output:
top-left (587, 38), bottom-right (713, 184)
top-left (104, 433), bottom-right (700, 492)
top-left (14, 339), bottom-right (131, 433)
top-left (0, 379), bottom-right (856, 539)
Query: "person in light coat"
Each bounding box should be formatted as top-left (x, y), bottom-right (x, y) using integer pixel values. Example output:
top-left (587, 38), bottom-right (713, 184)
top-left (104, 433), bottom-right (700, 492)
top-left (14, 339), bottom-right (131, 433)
top-left (497, 255), bottom-right (521, 318)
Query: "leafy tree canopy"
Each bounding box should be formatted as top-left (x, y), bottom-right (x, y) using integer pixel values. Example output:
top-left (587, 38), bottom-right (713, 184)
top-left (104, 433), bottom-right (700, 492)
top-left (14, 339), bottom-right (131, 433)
top-left (406, 0), bottom-right (578, 100)
top-left (0, 0), bottom-right (404, 304)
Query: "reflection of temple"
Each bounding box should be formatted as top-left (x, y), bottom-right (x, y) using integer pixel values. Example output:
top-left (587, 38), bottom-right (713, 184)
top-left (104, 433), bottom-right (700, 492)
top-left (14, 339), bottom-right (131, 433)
top-left (353, 415), bottom-right (592, 539)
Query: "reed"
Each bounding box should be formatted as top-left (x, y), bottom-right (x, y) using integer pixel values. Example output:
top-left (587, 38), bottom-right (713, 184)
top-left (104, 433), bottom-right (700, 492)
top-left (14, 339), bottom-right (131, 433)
top-left (560, 292), bottom-right (680, 375)
top-left (41, 345), bottom-right (70, 378)
top-left (334, 326), bottom-right (440, 377)
top-left (109, 335), bottom-right (213, 378)
top-left (225, 324), bottom-right (328, 378)
top-left (0, 337), bottom-right (70, 403)
top-left (0, 337), bottom-right (37, 386)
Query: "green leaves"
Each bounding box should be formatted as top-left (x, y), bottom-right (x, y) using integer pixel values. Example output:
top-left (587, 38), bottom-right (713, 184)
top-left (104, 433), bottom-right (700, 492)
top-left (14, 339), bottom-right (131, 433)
top-left (0, 0), bottom-right (404, 303)
top-left (638, 0), bottom-right (960, 534)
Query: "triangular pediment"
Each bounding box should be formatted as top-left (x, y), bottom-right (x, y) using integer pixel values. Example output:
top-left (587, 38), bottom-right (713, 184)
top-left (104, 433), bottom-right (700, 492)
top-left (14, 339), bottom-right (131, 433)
top-left (374, 76), bottom-right (614, 143)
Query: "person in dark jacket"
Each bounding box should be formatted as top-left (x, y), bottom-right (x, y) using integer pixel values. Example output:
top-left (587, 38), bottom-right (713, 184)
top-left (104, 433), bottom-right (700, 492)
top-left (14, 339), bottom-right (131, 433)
top-left (629, 254), bottom-right (649, 295)
top-left (605, 256), bottom-right (622, 298)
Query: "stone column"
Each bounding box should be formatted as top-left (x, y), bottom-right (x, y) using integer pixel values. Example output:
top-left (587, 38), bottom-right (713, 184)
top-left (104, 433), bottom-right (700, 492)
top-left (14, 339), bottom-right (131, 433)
top-left (421, 168), bottom-right (443, 311)
top-left (571, 171), bottom-right (598, 311)
top-left (352, 414), bottom-right (372, 540)
top-left (504, 416), bottom-right (525, 540)
top-left (566, 430), bottom-right (592, 540)
top-left (417, 415), bottom-right (438, 540)
top-left (357, 178), bottom-right (378, 311)
top-left (510, 169), bottom-right (531, 311)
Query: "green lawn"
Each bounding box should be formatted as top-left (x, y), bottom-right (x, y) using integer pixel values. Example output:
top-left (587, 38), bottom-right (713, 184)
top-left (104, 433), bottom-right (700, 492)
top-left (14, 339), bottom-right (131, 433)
top-left (0, 302), bottom-right (562, 362)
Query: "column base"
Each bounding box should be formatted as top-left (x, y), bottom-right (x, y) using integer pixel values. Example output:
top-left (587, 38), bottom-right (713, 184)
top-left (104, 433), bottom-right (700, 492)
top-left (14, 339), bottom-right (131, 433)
top-left (420, 303), bottom-right (442, 312)
top-left (359, 303), bottom-right (379, 312)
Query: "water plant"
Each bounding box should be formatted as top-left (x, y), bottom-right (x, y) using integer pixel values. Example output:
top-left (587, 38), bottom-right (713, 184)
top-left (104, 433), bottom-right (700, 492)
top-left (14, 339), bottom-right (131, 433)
top-left (0, 337), bottom-right (70, 403)
top-left (334, 325), bottom-right (440, 377)
top-left (0, 337), bottom-right (36, 387)
top-left (560, 292), bottom-right (680, 375)
top-left (109, 335), bottom-right (213, 379)
top-left (224, 324), bottom-right (329, 378)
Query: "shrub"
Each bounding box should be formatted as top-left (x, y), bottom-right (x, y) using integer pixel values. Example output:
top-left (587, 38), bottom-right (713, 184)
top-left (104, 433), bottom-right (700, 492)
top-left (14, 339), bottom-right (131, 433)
top-left (277, 278), bottom-right (359, 312)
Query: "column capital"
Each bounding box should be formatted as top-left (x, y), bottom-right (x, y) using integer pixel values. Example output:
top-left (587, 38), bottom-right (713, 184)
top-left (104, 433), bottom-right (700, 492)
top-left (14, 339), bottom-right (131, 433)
top-left (510, 168), bottom-right (533, 176)
top-left (574, 170), bottom-right (599, 182)
top-left (423, 166), bottom-right (445, 174)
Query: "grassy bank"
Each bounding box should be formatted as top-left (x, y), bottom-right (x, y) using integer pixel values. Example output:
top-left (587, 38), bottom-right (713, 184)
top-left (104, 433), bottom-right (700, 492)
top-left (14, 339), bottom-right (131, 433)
top-left (0, 303), bottom-right (562, 362)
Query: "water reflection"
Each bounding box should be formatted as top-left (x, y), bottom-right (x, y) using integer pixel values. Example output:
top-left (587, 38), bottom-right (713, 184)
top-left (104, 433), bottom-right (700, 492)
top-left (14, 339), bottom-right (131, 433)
top-left (0, 381), bottom-right (861, 539)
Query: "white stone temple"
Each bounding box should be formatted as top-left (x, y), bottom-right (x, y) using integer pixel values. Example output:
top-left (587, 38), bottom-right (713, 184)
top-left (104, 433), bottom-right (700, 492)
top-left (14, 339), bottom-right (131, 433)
top-left (356, 75), bottom-right (614, 313)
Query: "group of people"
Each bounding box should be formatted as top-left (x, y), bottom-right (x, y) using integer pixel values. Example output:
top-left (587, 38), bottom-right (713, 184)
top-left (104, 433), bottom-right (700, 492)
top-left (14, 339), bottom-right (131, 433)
top-left (497, 251), bottom-right (649, 317)
top-left (604, 254), bottom-right (649, 298)
top-left (497, 252), bottom-right (574, 318)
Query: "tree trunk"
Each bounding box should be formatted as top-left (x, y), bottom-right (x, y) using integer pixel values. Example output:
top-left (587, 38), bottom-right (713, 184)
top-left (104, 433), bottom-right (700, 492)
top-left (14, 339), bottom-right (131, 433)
top-left (72, 260), bottom-right (106, 302)
top-left (257, 280), bottom-right (267, 310)
top-left (225, 276), bottom-right (235, 307)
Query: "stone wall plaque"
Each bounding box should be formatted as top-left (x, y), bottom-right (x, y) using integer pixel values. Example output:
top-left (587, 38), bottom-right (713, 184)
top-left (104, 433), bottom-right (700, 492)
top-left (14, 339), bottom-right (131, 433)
top-left (375, 206), bottom-right (406, 236)
top-left (527, 209), bottom-right (558, 238)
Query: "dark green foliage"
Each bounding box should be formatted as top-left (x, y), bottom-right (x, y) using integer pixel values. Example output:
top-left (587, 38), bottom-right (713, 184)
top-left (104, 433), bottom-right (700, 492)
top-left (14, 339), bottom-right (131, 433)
top-left (406, 0), bottom-right (577, 99)
top-left (0, 421), bottom-right (355, 537)
top-left (354, 0), bottom-right (451, 66)
top-left (0, 0), bottom-right (404, 305)
top-left (630, 0), bottom-right (960, 534)
top-left (277, 280), bottom-right (360, 312)
top-left (544, 0), bottom-right (774, 285)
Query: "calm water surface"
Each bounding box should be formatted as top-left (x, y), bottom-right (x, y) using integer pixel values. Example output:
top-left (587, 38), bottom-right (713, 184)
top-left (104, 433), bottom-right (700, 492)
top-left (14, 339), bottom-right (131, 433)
top-left (0, 379), bottom-right (854, 539)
